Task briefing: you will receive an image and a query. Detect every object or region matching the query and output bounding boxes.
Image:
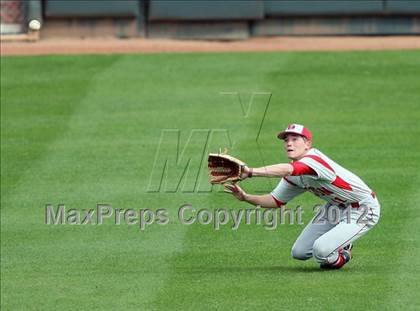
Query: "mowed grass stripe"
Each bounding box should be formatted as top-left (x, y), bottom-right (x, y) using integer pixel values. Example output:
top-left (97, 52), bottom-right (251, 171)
top-left (1, 56), bottom-right (118, 194)
top-left (387, 173), bottom-right (420, 310)
top-left (1, 55), bottom-right (191, 310)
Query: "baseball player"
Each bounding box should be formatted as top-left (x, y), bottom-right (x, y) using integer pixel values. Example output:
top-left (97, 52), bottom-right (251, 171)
top-left (224, 124), bottom-right (380, 269)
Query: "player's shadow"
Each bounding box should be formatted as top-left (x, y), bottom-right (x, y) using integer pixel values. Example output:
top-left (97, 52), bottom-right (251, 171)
top-left (175, 265), bottom-right (352, 274)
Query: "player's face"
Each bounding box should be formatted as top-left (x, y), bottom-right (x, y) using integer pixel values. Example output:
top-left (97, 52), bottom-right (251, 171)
top-left (283, 134), bottom-right (312, 160)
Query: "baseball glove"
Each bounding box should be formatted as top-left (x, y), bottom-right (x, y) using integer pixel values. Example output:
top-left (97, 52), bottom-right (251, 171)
top-left (208, 151), bottom-right (247, 184)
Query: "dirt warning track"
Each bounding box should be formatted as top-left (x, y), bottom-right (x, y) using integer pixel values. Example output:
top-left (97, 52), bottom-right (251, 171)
top-left (2, 36), bottom-right (420, 56)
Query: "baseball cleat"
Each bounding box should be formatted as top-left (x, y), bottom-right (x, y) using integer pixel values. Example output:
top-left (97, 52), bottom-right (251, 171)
top-left (320, 244), bottom-right (353, 270)
top-left (341, 243), bottom-right (353, 263)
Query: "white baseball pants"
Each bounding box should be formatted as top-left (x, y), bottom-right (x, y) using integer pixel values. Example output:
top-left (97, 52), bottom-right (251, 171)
top-left (291, 196), bottom-right (380, 264)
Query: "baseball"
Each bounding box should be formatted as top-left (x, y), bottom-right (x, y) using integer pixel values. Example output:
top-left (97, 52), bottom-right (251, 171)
top-left (28, 19), bottom-right (41, 31)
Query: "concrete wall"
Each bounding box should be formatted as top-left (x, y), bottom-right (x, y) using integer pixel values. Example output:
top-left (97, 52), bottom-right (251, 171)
top-left (36, 0), bottom-right (420, 39)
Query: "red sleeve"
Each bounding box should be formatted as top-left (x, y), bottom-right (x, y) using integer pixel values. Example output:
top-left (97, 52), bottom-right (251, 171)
top-left (271, 195), bottom-right (285, 207)
top-left (291, 161), bottom-right (317, 176)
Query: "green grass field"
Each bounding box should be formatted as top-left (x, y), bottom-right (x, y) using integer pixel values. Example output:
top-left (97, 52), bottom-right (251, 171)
top-left (2, 50), bottom-right (420, 310)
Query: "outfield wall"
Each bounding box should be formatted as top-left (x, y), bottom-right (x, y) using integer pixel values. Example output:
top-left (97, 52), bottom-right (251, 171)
top-left (9, 0), bottom-right (420, 39)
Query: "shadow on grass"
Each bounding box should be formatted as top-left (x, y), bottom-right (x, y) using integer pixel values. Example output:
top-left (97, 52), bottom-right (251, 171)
top-left (174, 265), bottom-right (353, 274)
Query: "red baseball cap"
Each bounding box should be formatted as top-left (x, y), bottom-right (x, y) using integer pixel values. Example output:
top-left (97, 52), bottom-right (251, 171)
top-left (277, 124), bottom-right (313, 141)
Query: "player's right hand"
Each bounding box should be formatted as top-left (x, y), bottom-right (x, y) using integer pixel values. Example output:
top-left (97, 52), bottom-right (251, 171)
top-left (224, 183), bottom-right (246, 201)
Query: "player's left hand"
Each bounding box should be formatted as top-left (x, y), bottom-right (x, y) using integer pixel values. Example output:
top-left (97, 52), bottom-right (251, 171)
top-left (208, 153), bottom-right (247, 184)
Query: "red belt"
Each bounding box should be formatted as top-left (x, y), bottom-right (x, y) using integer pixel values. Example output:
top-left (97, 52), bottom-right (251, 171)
top-left (350, 202), bottom-right (360, 208)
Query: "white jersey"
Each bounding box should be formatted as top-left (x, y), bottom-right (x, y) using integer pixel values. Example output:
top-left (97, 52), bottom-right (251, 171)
top-left (271, 148), bottom-right (375, 207)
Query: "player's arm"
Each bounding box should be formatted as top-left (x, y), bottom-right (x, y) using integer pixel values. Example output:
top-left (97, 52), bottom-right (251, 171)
top-left (244, 163), bottom-right (293, 178)
top-left (244, 162), bottom-right (316, 179)
top-left (224, 184), bottom-right (278, 208)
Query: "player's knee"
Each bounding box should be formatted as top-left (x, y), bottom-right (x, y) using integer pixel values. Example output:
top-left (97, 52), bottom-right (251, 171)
top-left (291, 244), bottom-right (311, 260)
top-left (313, 239), bottom-right (333, 261)
top-left (372, 208), bottom-right (380, 226)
